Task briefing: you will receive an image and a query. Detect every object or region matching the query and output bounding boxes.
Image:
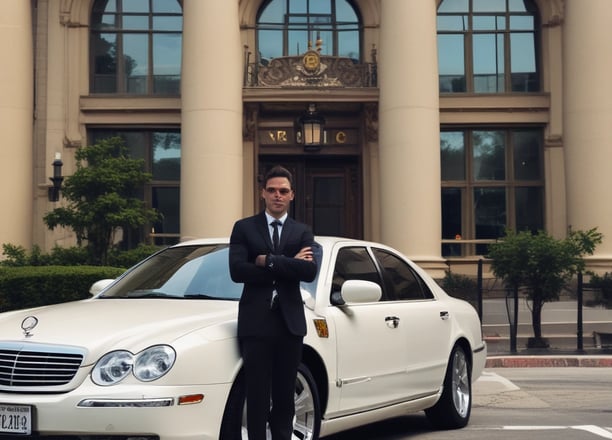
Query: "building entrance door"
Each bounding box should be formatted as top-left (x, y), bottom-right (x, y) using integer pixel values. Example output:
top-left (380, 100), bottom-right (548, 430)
top-left (259, 158), bottom-right (362, 239)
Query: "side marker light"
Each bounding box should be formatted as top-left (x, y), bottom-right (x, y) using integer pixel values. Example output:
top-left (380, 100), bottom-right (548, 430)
top-left (178, 394), bottom-right (204, 405)
top-left (313, 318), bottom-right (329, 338)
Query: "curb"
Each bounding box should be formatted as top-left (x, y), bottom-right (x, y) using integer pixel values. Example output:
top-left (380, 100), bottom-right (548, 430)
top-left (485, 355), bottom-right (612, 368)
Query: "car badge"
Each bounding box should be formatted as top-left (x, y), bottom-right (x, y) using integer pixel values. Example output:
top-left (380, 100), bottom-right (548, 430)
top-left (21, 316), bottom-right (38, 337)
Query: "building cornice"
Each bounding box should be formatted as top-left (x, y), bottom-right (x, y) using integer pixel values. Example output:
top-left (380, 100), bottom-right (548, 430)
top-left (440, 93), bottom-right (551, 124)
top-left (242, 88), bottom-right (379, 103)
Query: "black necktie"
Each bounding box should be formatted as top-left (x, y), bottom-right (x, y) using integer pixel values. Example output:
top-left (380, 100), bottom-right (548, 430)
top-left (271, 220), bottom-right (281, 253)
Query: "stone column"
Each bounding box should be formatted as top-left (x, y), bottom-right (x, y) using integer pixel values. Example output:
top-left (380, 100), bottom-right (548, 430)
top-left (378, 0), bottom-right (443, 270)
top-left (563, 0), bottom-right (612, 258)
top-left (180, 0), bottom-right (244, 240)
top-left (0, 1), bottom-right (33, 249)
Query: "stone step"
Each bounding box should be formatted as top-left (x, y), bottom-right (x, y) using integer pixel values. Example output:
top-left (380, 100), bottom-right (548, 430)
top-left (482, 321), bottom-right (612, 337)
top-left (485, 335), bottom-right (606, 355)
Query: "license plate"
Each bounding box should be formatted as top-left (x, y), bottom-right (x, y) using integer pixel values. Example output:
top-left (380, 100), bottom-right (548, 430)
top-left (0, 404), bottom-right (31, 435)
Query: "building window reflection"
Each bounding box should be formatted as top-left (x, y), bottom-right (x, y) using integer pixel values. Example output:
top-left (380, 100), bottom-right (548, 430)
top-left (257, 0), bottom-right (361, 64)
top-left (441, 128), bottom-right (544, 257)
top-left (90, 0), bottom-right (182, 95)
top-left (437, 0), bottom-right (540, 93)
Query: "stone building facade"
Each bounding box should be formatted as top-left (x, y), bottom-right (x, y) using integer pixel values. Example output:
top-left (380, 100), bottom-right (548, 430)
top-left (1, 0), bottom-right (611, 276)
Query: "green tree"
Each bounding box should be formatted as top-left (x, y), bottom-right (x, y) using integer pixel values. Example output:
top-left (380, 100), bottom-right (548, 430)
top-left (44, 137), bottom-right (160, 265)
top-left (488, 228), bottom-right (602, 348)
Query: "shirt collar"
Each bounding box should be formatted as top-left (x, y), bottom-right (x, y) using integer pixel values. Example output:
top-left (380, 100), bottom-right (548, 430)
top-left (265, 212), bottom-right (288, 225)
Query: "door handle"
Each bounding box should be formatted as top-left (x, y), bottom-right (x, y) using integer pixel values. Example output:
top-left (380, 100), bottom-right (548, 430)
top-left (440, 311), bottom-right (450, 320)
top-left (385, 316), bottom-right (400, 328)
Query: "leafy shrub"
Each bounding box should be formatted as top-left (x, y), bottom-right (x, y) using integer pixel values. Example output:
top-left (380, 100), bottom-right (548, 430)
top-left (1, 243), bottom-right (161, 268)
top-left (0, 243), bottom-right (161, 311)
top-left (108, 244), bottom-right (162, 268)
top-left (1, 244), bottom-right (89, 266)
top-left (0, 265), bottom-right (125, 312)
top-left (44, 246), bottom-right (90, 266)
top-left (439, 270), bottom-right (478, 308)
top-left (488, 228), bottom-right (602, 344)
top-left (0, 244), bottom-right (31, 266)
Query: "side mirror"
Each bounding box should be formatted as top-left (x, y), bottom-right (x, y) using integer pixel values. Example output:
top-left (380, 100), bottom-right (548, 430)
top-left (89, 279), bottom-right (115, 296)
top-left (332, 279), bottom-right (382, 306)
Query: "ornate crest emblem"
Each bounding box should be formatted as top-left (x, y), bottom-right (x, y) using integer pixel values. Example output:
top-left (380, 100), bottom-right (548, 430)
top-left (302, 50), bottom-right (321, 73)
top-left (21, 316), bottom-right (38, 337)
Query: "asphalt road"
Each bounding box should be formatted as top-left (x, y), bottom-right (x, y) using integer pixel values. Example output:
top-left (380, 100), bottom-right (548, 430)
top-left (322, 367), bottom-right (612, 439)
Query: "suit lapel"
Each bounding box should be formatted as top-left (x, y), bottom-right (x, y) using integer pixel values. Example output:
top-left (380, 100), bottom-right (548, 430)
top-left (257, 212), bottom-right (295, 254)
top-left (278, 217), bottom-right (294, 252)
top-left (257, 212), bottom-right (275, 252)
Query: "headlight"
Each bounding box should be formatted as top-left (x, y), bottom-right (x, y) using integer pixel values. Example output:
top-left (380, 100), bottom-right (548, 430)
top-left (92, 350), bottom-right (133, 386)
top-left (134, 345), bottom-right (176, 381)
top-left (91, 345), bottom-right (176, 386)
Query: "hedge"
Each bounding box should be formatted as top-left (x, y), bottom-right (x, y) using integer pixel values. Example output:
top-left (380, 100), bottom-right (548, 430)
top-left (0, 266), bottom-right (126, 312)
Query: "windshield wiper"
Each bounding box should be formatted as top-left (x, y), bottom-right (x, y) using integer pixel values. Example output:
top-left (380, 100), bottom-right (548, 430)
top-left (184, 293), bottom-right (236, 300)
top-left (126, 290), bottom-right (176, 299)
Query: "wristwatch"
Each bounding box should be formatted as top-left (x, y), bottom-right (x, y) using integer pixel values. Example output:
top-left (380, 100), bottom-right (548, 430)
top-left (266, 254), bottom-right (274, 268)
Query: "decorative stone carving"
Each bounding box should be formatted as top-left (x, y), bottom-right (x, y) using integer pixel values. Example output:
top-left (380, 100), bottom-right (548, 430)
top-left (543, 0), bottom-right (565, 27)
top-left (257, 54), bottom-right (371, 88)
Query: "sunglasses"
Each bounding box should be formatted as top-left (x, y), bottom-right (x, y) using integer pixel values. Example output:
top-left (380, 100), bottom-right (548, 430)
top-left (265, 187), bottom-right (292, 195)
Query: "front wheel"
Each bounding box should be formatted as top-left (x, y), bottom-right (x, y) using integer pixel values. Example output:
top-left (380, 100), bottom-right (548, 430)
top-left (219, 363), bottom-right (321, 440)
top-left (425, 344), bottom-right (472, 429)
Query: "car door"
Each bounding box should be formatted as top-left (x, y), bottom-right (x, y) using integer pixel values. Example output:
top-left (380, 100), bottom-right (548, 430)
top-left (329, 246), bottom-right (415, 414)
top-left (371, 248), bottom-right (452, 396)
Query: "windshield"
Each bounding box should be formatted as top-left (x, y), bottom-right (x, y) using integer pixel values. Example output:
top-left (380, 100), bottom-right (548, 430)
top-left (101, 245), bottom-right (244, 300)
top-left (100, 242), bottom-right (322, 301)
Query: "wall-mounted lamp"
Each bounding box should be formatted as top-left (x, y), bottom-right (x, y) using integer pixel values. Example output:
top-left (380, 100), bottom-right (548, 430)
top-left (297, 103), bottom-right (325, 151)
top-left (48, 152), bottom-right (63, 202)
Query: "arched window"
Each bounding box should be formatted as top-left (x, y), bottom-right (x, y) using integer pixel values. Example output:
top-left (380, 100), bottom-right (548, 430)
top-left (257, 0), bottom-right (361, 64)
top-left (437, 0), bottom-right (540, 93)
top-left (90, 0), bottom-right (182, 95)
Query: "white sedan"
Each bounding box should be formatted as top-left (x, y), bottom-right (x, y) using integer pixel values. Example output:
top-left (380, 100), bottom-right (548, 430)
top-left (0, 237), bottom-right (486, 439)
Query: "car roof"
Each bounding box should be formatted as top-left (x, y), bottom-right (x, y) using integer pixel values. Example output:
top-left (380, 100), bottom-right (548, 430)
top-left (175, 236), bottom-right (388, 250)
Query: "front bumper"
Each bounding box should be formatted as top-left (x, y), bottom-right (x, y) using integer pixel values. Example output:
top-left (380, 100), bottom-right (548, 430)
top-left (0, 381), bottom-right (233, 440)
top-left (472, 341), bottom-right (487, 380)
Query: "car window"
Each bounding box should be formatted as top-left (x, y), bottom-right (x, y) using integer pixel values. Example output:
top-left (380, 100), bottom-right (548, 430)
top-left (331, 247), bottom-right (384, 300)
top-left (300, 241), bottom-right (323, 298)
top-left (100, 245), bottom-right (244, 300)
top-left (372, 248), bottom-right (434, 301)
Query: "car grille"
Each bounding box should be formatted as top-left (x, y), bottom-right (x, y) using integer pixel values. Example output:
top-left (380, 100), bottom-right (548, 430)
top-left (0, 345), bottom-right (84, 387)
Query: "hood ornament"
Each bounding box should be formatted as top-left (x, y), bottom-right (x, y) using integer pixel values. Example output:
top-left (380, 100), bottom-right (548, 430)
top-left (21, 316), bottom-right (38, 337)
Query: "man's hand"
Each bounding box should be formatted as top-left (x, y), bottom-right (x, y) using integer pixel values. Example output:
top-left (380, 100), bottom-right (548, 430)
top-left (255, 254), bottom-right (267, 266)
top-left (294, 246), bottom-right (314, 262)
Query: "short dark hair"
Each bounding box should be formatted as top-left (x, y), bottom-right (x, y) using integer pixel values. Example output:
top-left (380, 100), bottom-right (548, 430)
top-left (264, 165), bottom-right (294, 189)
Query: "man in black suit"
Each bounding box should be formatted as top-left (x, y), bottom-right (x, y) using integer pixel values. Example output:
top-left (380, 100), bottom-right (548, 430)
top-left (229, 165), bottom-right (318, 440)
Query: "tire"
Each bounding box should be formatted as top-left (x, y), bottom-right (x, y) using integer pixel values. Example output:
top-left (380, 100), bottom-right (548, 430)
top-left (425, 344), bottom-right (472, 430)
top-left (219, 363), bottom-right (321, 440)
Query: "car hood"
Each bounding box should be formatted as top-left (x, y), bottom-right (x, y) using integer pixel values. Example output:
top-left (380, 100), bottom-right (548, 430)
top-left (0, 298), bottom-right (238, 365)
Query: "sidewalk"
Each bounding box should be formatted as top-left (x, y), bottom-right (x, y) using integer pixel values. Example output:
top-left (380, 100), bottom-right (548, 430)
top-left (480, 298), bottom-right (612, 367)
top-left (485, 348), bottom-right (612, 368)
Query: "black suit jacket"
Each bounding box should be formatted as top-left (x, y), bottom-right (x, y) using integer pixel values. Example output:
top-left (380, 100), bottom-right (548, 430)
top-left (229, 211), bottom-right (317, 337)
